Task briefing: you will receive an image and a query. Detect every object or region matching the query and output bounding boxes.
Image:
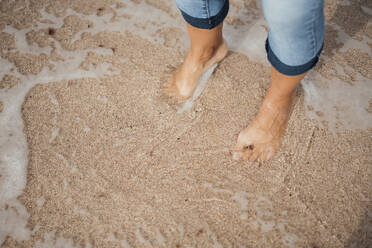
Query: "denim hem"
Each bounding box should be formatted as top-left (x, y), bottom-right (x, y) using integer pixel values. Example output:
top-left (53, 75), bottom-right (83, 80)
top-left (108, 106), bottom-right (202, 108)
top-left (179, 0), bottom-right (229, 30)
top-left (265, 39), bottom-right (323, 76)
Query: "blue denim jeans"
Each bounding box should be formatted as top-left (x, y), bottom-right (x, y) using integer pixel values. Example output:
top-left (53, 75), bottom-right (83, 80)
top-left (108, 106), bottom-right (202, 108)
top-left (175, 0), bottom-right (325, 76)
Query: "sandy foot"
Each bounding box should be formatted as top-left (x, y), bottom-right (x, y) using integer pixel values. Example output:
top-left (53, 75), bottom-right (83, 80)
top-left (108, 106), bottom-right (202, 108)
top-left (233, 93), bottom-right (295, 162)
top-left (163, 39), bottom-right (228, 102)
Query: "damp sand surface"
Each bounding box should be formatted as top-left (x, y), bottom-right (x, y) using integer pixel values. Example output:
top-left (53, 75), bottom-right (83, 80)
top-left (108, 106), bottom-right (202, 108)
top-left (0, 0), bottom-right (372, 247)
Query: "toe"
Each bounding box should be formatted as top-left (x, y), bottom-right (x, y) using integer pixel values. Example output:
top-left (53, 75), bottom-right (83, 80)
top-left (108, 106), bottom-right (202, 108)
top-left (254, 145), bottom-right (265, 163)
top-left (258, 151), bottom-right (267, 162)
top-left (257, 150), bottom-right (267, 163)
top-left (242, 149), bottom-right (254, 161)
top-left (249, 149), bottom-right (260, 162)
top-left (265, 147), bottom-right (276, 161)
top-left (233, 132), bottom-right (254, 161)
top-left (233, 147), bottom-right (254, 161)
top-left (232, 151), bottom-right (243, 161)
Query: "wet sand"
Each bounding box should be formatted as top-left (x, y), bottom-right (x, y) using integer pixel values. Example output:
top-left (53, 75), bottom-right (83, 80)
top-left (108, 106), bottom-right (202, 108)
top-left (0, 0), bottom-right (371, 247)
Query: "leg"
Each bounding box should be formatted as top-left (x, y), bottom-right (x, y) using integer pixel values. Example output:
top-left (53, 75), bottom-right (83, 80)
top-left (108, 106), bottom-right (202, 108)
top-left (166, 0), bottom-right (229, 99)
top-left (234, 67), bottom-right (305, 162)
top-left (169, 23), bottom-right (228, 98)
top-left (233, 0), bottom-right (325, 162)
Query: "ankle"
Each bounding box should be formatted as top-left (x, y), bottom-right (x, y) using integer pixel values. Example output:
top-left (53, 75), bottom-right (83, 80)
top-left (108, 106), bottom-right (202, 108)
top-left (189, 40), bottom-right (223, 64)
top-left (267, 86), bottom-right (296, 101)
top-left (189, 47), bottom-right (214, 65)
top-left (264, 91), bottom-right (295, 108)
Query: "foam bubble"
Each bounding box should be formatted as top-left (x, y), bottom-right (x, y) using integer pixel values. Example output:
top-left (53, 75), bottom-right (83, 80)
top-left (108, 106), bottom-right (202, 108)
top-left (0, 199), bottom-right (31, 244)
top-left (34, 230), bottom-right (81, 248)
top-left (0, 6), bottom-right (120, 244)
top-left (303, 64), bottom-right (372, 132)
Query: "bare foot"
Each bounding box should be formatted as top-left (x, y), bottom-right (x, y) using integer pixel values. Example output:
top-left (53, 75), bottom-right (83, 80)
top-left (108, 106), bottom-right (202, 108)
top-left (163, 39), bottom-right (228, 100)
top-left (233, 92), bottom-right (295, 162)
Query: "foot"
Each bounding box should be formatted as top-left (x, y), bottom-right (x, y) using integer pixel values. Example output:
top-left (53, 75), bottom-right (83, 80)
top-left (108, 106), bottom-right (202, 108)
top-left (164, 39), bottom-right (228, 100)
top-left (233, 92), bottom-right (295, 162)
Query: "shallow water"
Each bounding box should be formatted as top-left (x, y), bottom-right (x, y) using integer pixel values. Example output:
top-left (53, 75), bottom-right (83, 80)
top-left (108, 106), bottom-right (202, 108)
top-left (0, 0), bottom-right (371, 247)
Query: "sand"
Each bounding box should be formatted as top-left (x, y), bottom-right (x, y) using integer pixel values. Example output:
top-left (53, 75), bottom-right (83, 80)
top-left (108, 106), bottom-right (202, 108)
top-left (0, 0), bottom-right (371, 247)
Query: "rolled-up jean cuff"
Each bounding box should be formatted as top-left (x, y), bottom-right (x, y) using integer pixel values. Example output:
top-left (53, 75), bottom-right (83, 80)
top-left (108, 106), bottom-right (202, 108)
top-left (265, 39), bottom-right (323, 76)
top-left (179, 0), bottom-right (229, 30)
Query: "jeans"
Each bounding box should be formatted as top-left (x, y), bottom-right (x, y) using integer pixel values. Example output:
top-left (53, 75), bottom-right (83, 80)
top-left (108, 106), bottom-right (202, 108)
top-left (174, 0), bottom-right (325, 76)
